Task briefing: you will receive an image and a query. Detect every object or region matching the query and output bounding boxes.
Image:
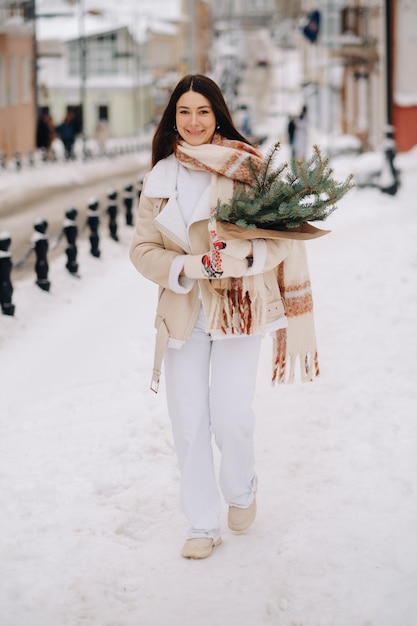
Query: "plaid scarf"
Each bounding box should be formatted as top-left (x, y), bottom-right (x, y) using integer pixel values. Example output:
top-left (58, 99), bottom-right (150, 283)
top-left (175, 135), bottom-right (319, 384)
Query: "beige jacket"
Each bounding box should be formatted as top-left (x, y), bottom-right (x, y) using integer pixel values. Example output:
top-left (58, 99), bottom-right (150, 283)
top-left (129, 154), bottom-right (292, 392)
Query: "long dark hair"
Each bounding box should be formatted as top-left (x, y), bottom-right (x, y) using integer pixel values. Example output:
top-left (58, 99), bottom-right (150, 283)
top-left (151, 74), bottom-right (252, 166)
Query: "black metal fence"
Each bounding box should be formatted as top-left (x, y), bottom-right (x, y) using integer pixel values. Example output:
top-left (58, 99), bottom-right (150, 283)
top-left (0, 135), bottom-right (152, 174)
top-left (1, 177), bottom-right (144, 317)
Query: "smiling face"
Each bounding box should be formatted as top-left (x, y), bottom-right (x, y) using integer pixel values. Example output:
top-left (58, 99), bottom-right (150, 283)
top-left (175, 90), bottom-right (216, 146)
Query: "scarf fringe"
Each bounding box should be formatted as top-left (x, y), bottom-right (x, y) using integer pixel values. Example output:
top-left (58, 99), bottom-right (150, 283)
top-left (272, 347), bottom-right (320, 384)
top-left (272, 315), bottom-right (320, 384)
top-left (207, 275), bottom-right (267, 336)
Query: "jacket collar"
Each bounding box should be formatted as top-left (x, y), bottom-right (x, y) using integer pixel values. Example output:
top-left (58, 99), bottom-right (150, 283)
top-left (144, 154), bottom-right (178, 198)
top-left (145, 154), bottom-right (211, 250)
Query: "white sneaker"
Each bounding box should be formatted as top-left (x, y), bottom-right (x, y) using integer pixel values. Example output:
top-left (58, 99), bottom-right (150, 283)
top-left (181, 537), bottom-right (222, 559)
top-left (228, 496), bottom-right (257, 532)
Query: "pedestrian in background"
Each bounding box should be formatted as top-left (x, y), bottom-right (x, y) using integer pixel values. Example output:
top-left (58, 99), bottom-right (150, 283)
top-left (287, 114), bottom-right (296, 159)
top-left (240, 105), bottom-right (252, 136)
top-left (56, 111), bottom-right (77, 160)
top-left (95, 118), bottom-right (109, 156)
top-left (293, 105), bottom-right (309, 160)
top-left (130, 74), bottom-right (318, 560)
top-left (36, 110), bottom-right (55, 160)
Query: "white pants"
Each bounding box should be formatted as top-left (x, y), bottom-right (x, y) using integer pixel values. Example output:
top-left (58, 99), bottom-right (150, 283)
top-left (164, 309), bottom-right (261, 539)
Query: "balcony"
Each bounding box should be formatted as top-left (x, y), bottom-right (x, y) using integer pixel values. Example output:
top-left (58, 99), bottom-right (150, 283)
top-left (329, 6), bottom-right (379, 71)
top-left (0, 1), bottom-right (33, 24)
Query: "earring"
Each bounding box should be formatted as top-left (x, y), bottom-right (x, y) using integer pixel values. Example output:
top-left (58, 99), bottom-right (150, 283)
top-left (216, 124), bottom-right (220, 130)
top-left (173, 124), bottom-right (177, 132)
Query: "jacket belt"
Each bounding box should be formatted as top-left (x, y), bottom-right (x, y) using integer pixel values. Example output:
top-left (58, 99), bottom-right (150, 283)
top-left (150, 319), bottom-right (170, 393)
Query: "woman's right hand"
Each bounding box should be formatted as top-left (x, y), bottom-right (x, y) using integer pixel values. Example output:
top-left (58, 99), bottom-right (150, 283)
top-left (183, 250), bottom-right (248, 279)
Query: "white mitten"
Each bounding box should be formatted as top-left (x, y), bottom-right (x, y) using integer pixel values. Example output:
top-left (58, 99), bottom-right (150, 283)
top-left (183, 250), bottom-right (248, 279)
top-left (220, 238), bottom-right (252, 259)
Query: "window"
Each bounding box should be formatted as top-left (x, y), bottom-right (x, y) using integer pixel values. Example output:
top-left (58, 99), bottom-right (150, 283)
top-left (9, 54), bottom-right (17, 105)
top-left (68, 32), bottom-right (118, 77)
top-left (88, 33), bottom-right (118, 75)
top-left (21, 55), bottom-right (30, 103)
top-left (68, 41), bottom-right (80, 76)
top-left (97, 104), bottom-right (108, 121)
top-left (341, 7), bottom-right (369, 39)
top-left (0, 56), bottom-right (6, 108)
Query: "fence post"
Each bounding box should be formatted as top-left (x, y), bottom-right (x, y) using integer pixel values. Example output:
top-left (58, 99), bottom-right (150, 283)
top-left (123, 183), bottom-right (134, 226)
top-left (32, 218), bottom-right (51, 291)
top-left (106, 189), bottom-right (119, 242)
top-left (86, 197), bottom-right (101, 258)
top-left (0, 231), bottom-right (15, 316)
top-left (15, 152), bottom-right (22, 171)
top-left (63, 208), bottom-right (79, 275)
top-left (137, 176), bottom-right (143, 200)
top-left (379, 125), bottom-right (400, 196)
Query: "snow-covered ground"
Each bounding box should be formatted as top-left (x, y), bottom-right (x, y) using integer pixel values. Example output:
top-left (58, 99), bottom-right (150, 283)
top-left (1, 140), bottom-right (417, 626)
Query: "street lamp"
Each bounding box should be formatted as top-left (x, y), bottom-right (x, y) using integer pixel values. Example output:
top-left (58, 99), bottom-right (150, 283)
top-left (78, 0), bottom-right (87, 158)
top-left (77, 4), bottom-right (122, 157)
top-left (380, 0), bottom-right (398, 195)
top-left (384, 0), bottom-right (393, 127)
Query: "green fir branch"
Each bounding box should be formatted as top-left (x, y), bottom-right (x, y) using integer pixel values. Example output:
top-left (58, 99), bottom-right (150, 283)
top-left (215, 143), bottom-right (355, 231)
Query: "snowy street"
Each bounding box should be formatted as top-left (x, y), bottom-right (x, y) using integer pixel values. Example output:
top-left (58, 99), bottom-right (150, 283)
top-left (1, 28), bottom-right (417, 625)
top-left (2, 0), bottom-right (417, 619)
top-left (1, 139), bottom-right (417, 625)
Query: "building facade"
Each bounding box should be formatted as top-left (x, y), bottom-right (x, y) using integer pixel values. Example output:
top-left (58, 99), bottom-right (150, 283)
top-left (0, 1), bottom-right (36, 159)
top-left (298, 0), bottom-right (386, 150)
top-left (38, 24), bottom-right (155, 139)
top-left (299, 0), bottom-right (417, 153)
top-left (392, 0), bottom-right (417, 152)
top-left (210, 0), bottom-right (417, 153)
top-left (37, 3), bottom-right (213, 141)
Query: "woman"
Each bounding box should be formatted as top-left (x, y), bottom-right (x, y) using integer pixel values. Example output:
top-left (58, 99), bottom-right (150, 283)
top-left (130, 75), bottom-right (318, 559)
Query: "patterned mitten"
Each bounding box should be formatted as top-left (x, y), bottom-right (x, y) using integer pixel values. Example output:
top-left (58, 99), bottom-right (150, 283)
top-left (183, 250), bottom-right (248, 279)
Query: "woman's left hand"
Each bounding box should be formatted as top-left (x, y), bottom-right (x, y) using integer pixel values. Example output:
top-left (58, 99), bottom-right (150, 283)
top-left (220, 239), bottom-right (253, 259)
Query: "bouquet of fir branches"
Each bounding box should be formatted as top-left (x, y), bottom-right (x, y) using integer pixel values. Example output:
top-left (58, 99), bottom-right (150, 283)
top-left (214, 143), bottom-right (354, 234)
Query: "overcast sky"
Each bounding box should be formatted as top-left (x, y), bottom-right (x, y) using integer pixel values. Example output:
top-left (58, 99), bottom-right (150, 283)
top-left (36, 0), bottom-right (184, 41)
top-left (36, 0), bottom-right (183, 20)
